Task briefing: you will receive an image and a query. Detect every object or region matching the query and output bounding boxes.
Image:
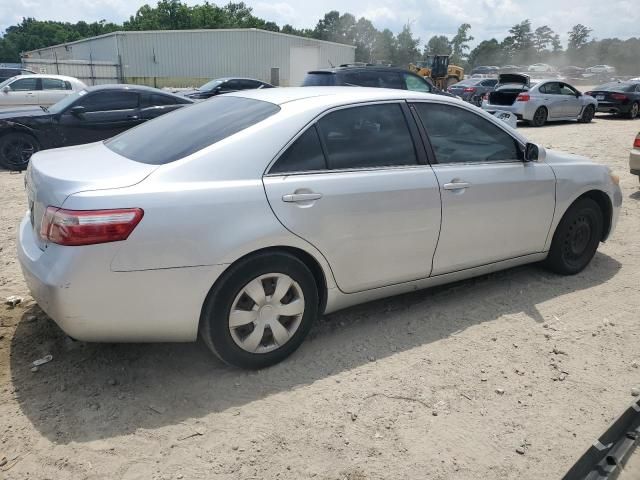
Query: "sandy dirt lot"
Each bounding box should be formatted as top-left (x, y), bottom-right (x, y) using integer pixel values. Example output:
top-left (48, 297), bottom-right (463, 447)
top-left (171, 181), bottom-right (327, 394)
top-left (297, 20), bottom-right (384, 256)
top-left (0, 112), bottom-right (639, 480)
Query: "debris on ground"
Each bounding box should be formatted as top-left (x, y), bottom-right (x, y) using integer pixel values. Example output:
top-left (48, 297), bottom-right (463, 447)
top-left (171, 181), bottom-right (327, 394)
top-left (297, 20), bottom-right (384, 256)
top-left (4, 296), bottom-right (22, 308)
top-left (31, 354), bottom-right (53, 368)
top-left (632, 388), bottom-right (639, 397)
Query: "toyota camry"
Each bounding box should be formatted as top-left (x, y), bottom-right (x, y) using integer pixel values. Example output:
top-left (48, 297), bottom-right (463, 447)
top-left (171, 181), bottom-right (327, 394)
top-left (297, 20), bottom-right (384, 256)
top-left (18, 87), bottom-right (622, 369)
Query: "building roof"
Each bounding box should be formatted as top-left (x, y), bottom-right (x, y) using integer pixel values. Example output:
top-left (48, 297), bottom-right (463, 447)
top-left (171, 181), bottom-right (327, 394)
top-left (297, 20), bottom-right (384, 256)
top-left (23, 28), bottom-right (356, 55)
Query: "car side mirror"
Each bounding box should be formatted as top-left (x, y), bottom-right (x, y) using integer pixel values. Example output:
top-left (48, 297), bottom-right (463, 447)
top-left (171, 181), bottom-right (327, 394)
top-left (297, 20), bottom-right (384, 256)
top-left (70, 105), bottom-right (86, 117)
top-left (1, 86), bottom-right (10, 93)
top-left (524, 142), bottom-right (539, 162)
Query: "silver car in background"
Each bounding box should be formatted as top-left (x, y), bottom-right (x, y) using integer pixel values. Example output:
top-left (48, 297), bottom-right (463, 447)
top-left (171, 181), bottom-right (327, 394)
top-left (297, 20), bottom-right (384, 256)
top-left (18, 87), bottom-right (621, 369)
top-left (482, 73), bottom-right (598, 127)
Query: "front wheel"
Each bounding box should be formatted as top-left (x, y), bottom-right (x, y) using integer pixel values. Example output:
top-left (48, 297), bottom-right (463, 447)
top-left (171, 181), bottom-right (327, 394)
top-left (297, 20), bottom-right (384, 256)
top-left (0, 132), bottom-right (39, 171)
top-left (579, 105), bottom-right (595, 123)
top-left (199, 251), bottom-right (319, 369)
top-left (544, 198), bottom-right (603, 275)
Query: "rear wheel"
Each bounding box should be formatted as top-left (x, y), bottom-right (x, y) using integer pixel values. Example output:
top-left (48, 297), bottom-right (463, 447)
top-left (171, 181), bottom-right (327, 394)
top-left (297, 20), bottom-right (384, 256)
top-left (579, 105), bottom-right (595, 123)
top-left (529, 107), bottom-right (547, 127)
top-left (627, 102), bottom-right (639, 119)
top-left (544, 198), bottom-right (603, 275)
top-left (199, 251), bottom-right (319, 369)
top-left (0, 132), bottom-right (39, 171)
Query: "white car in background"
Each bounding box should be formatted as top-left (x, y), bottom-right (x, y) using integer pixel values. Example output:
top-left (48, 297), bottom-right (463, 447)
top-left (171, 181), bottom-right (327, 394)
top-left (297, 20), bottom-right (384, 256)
top-left (586, 65), bottom-right (616, 74)
top-left (0, 74), bottom-right (86, 108)
top-left (528, 63), bottom-right (555, 73)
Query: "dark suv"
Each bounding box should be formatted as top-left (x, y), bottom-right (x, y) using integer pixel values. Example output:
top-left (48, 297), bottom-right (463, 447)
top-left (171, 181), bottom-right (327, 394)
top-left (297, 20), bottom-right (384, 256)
top-left (302, 66), bottom-right (455, 97)
top-left (0, 67), bottom-right (35, 82)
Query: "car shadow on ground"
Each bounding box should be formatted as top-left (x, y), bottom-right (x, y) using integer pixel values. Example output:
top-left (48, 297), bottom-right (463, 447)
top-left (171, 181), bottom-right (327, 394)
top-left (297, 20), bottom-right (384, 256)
top-left (10, 252), bottom-right (621, 444)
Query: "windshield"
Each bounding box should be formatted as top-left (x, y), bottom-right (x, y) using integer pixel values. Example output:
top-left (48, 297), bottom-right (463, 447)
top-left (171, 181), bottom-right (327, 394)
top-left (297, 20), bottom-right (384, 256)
top-left (0, 76), bottom-right (17, 89)
top-left (302, 73), bottom-right (336, 86)
top-left (198, 79), bottom-right (224, 92)
top-left (595, 83), bottom-right (636, 92)
top-left (48, 89), bottom-right (87, 114)
top-left (106, 96), bottom-right (280, 164)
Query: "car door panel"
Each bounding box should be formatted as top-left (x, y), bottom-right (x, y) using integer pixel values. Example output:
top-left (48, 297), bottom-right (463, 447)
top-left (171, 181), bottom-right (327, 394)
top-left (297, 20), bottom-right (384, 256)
top-left (539, 83), bottom-right (564, 118)
top-left (560, 84), bottom-right (582, 117)
top-left (430, 162), bottom-right (556, 274)
top-left (2, 77), bottom-right (40, 106)
top-left (264, 168), bottom-right (441, 293)
top-left (412, 101), bottom-right (556, 275)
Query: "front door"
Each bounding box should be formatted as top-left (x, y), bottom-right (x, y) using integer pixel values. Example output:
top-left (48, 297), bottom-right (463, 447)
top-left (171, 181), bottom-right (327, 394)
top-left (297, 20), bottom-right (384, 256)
top-left (559, 83), bottom-right (582, 117)
top-left (538, 82), bottom-right (566, 119)
top-left (263, 103), bottom-right (441, 293)
top-left (58, 90), bottom-right (141, 145)
top-left (412, 101), bottom-right (556, 275)
top-left (2, 77), bottom-right (40, 106)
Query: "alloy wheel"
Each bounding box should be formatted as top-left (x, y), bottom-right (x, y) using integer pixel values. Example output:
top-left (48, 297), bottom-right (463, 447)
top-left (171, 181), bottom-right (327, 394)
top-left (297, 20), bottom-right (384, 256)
top-left (228, 273), bottom-right (305, 354)
top-left (1, 137), bottom-right (36, 170)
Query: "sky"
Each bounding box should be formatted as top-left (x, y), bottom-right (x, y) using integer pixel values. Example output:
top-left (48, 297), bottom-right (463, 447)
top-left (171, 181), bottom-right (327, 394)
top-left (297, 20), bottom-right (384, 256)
top-left (1, 0), bottom-right (639, 48)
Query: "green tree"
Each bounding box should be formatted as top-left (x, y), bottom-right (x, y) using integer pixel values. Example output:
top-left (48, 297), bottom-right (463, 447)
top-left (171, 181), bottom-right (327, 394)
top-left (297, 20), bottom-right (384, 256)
top-left (568, 24), bottom-right (592, 50)
top-left (394, 24), bottom-right (420, 67)
top-left (425, 35), bottom-right (451, 57)
top-left (372, 28), bottom-right (396, 64)
top-left (353, 17), bottom-right (377, 62)
top-left (467, 38), bottom-right (503, 67)
top-left (533, 25), bottom-right (555, 53)
top-left (450, 23), bottom-right (473, 65)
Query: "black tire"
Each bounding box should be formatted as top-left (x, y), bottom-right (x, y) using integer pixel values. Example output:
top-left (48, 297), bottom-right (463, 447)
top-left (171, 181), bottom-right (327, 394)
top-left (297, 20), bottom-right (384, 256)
top-left (529, 107), bottom-right (547, 127)
top-left (579, 105), bottom-right (595, 123)
top-left (0, 132), bottom-right (39, 171)
top-left (627, 101), bottom-right (639, 119)
top-left (544, 198), bottom-right (604, 275)
top-left (199, 251), bottom-right (319, 369)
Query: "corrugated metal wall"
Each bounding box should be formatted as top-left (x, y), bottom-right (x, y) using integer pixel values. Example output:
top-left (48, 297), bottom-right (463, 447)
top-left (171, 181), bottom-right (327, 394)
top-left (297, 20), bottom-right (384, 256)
top-left (22, 59), bottom-right (121, 85)
top-left (24, 29), bottom-right (355, 88)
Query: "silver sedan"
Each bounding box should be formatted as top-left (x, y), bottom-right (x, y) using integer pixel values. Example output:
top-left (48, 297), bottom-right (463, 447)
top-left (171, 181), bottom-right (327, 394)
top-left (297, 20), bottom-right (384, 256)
top-left (482, 74), bottom-right (598, 127)
top-left (18, 87), bottom-right (622, 369)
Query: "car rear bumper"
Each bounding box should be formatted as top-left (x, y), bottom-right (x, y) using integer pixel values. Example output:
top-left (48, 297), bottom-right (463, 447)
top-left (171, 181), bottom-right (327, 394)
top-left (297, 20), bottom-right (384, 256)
top-left (482, 102), bottom-right (528, 120)
top-left (17, 214), bottom-right (226, 342)
top-left (596, 103), bottom-right (630, 114)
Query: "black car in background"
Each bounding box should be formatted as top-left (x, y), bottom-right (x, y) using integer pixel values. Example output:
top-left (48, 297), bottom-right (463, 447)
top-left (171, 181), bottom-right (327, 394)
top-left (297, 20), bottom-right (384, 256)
top-left (302, 65), bottom-right (456, 97)
top-left (586, 81), bottom-right (640, 119)
top-left (470, 65), bottom-right (500, 76)
top-left (0, 84), bottom-right (192, 170)
top-left (447, 77), bottom-right (498, 106)
top-left (0, 67), bottom-right (35, 82)
top-left (180, 77), bottom-right (274, 100)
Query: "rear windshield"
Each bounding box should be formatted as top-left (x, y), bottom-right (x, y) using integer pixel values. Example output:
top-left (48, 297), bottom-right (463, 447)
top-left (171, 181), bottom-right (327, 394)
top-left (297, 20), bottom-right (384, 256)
top-left (302, 73), bottom-right (336, 86)
top-left (106, 96), bottom-right (280, 164)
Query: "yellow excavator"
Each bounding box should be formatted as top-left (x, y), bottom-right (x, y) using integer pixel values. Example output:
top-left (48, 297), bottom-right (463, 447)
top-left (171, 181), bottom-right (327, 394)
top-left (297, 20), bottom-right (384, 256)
top-left (409, 55), bottom-right (464, 90)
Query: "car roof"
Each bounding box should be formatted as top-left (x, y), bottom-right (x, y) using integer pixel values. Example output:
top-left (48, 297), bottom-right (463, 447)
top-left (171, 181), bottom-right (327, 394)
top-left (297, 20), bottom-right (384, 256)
top-left (307, 66), bottom-right (416, 75)
top-left (227, 86), bottom-right (454, 106)
top-left (11, 73), bottom-right (80, 81)
top-left (83, 83), bottom-right (186, 96)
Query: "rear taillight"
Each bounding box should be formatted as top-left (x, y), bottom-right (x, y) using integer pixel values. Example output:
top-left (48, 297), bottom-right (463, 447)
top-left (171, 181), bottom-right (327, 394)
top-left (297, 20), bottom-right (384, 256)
top-left (40, 207), bottom-right (144, 246)
top-left (634, 137), bottom-right (640, 149)
top-left (516, 93), bottom-right (530, 102)
top-left (611, 93), bottom-right (628, 101)
top-left (463, 87), bottom-right (476, 93)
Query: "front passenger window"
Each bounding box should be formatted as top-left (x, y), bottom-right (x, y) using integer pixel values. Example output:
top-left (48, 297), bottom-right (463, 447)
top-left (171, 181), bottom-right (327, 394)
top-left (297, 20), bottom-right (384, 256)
top-left (414, 103), bottom-right (521, 164)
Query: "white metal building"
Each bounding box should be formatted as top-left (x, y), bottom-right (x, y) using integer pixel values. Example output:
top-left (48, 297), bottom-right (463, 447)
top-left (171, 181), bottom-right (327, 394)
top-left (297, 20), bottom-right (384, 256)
top-left (22, 29), bottom-right (355, 88)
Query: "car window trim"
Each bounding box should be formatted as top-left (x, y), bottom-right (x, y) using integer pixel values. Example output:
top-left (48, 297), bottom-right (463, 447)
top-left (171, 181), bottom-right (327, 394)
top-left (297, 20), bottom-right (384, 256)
top-left (264, 100), bottom-right (428, 177)
top-left (408, 100), bottom-right (526, 165)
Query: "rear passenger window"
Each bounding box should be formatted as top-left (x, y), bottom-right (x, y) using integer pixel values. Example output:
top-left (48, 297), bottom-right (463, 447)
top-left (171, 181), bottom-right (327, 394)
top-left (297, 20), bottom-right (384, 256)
top-left (270, 126), bottom-right (326, 174)
top-left (317, 104), bottom-right (417, 169)
top-left (414, 103), bottom-right (520, 163)
top-left (404, 74), bottom-right (431, 92)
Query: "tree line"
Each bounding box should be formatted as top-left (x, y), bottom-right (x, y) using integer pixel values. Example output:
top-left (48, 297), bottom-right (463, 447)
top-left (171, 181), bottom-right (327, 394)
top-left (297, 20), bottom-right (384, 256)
top-left (1, 0), bottom-right (639, 75)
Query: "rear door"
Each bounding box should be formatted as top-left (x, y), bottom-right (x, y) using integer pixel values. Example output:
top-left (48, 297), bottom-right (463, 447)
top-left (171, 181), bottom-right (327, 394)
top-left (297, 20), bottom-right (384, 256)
top-left (263, 102), bottom-right (441, 293)
top-left (412, 101), bottom-right (555, 275)
top-left (538, 82), bottom-right (565, 118)
top-left (58, 90), bottom-right (141, 144)
top-left (2, 77), bottom-right (40, 106)
top-left (40, 77), bottom-right (72, 105)
top-left (139, 92), bottom-right (185, 120)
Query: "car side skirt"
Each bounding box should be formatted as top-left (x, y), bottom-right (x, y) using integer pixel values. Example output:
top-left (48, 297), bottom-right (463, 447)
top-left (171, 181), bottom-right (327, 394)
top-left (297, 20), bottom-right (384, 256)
top-left (324, 252), bottom-right (548, 314)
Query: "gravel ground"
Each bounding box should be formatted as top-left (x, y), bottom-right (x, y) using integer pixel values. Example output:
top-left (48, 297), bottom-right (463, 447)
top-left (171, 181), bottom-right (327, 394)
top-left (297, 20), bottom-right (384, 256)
top-left (0, 112), bottom-right (639, 479)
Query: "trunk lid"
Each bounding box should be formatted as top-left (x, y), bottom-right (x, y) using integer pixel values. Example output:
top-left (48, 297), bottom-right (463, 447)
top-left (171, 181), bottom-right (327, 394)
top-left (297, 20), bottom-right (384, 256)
top-left (498, 73), bottom-right (530, 87)
top-left (26, 141), bottom-right (157, 249)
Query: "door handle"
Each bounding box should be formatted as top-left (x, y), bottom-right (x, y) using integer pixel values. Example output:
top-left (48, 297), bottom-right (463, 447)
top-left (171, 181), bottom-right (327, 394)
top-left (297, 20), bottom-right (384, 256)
top-left (282, 193), bottom-right (323, 202)
top-left (443, 181), bottom-right (471, 191)
top-left (127, 115), bottom-right (139, 120)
